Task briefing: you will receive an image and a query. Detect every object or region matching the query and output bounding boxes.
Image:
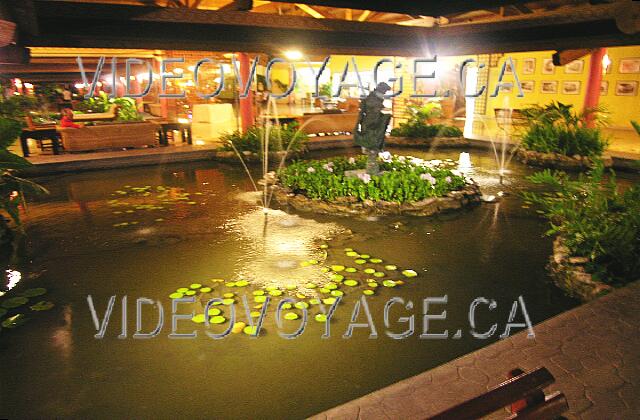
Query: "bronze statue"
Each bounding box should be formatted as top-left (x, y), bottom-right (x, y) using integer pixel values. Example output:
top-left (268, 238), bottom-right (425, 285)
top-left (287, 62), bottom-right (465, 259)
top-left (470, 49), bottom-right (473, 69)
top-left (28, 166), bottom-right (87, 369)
top-left (354, 82), bottom-right (392, 175)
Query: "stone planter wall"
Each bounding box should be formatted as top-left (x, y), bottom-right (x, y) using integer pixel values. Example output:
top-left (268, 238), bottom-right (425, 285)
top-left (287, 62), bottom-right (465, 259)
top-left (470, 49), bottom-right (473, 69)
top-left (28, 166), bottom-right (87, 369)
top-left (548, 237), bottom-right (613, 301)
top-left (516, 149), bottom-right (612, 171)
top-left (386, 136), bottom-right (471, 148)
top-left (271, 183), bottom-right (481, 217)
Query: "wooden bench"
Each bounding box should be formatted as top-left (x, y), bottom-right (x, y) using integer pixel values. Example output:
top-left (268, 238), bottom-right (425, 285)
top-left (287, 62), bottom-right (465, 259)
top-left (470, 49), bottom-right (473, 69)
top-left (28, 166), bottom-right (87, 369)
top-left (429, 367), bottom-right (568, 420)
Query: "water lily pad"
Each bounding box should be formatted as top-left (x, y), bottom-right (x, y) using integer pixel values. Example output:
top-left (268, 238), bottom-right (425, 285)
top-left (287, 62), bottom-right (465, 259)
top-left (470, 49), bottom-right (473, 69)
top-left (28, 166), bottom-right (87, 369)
top-left (370, 258), bottom-right (383, 264)
top-left (192, 314), bottom-right (207, 323)
top-left (265, 285), bottom-right (278, 291)
top-left (320, 267), bottom-right (330, 273)
top-left (330, 290), bottom-right (344, 297)
top-left (243, 325), bottom-right (258, 335)
top-left (322, 297), bottom-right (337, 305)
top-left (21, 288), bottom-right (47, 297)
top-left (235, 280), bottom-right (249, 287)
top-left (313, 313), bottom-right (328, 323)
top-left (254, 295), bottom-right (267, 303)
top-left (305, 283), bottom-right (317, 289)
top-left (345, 251), bottom-right (359, 257)
top-left (1, 297), bottom-right (29, 309)
top-left (269, 290), bottom-right (283, 297)
top-left (2, 314), bottom-right (28, 328)
top-left (250, 311), bottom-right (261, 318)
top-left (284, 312), bottom-right (299, 320)
top-left (285, 284), bottom-right (297, 290)
top-left (210, 315), bottom-right (227, 324)
top-left (402, 269), bottom-right (418, 278)
top-left (364, 268), bottom-right (376, 274)
top-left (343, 280), bottom-right (358, 287)
top-left (177, 287), bottom-right (189, 293)
top-left (300, 261), bottom-right (311, 267)
top-left (354, 259), bottom-right (367, 264)
top-left (253, 290), bottom-right (265, 296)
top-left (295, 302), bottom-right (309, 309)
top-left (385, 265), bottom-right (398, 271)
top-left (169, 292), bottom-right (184, 299)
top-left (185, 290), bottom-right (196, 296)
top-left (222, 299), bottom-right (235, 305)
top-left (30, 301), bottom-right (54, 311)
top-left (223, 292), bottom-right (235, 298)
top-left (373, 272), bottom-right (386, 278)
top-left (309, 299), bottom-right (321, 305)
top-left (367, 282), bottom-right (379, 288)
top-left (396, 280), bottom-right (405, 285)
top-left (359, 254), bottom-right (370, 259)
top-left (344, 248), bottom-right (353, 252)
top-left (281, 303), bottom-right (293, 310)
top-left (307, 259), bottom-right (319, 265)
top-left (345, 267), bottom-right (357, 273)
top-left (296, 293), bottom-right (307, 299)
top-left (232, 322), bottom-right (246, 334)
top-left (324, 282), bottom-right (338, 290)
top-left (225, 282), bottom-right (236, 287)
top-left (320, 244), bottom-right (329, 249)
top-left (363, 290), bottom-right (375, 296)
top-left (319, 288), bottom-right (330, 294)
top-left (207, 308), bottom-right (221, 316)
top-left (190, 283), bottom-right (202, 289)
top-left (330, 274), bottom-right (344, 282)
top-left (383, 280), bottom-right (397, 287)
top-left (331, 265), bottom-right (345, 272)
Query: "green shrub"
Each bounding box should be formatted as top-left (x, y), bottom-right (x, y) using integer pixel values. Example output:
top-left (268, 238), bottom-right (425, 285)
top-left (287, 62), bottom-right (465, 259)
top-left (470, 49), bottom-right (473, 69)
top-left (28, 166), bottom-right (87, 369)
top-left (520, 102), bottom-right (608, 158)
top-left (221, 123), bottom-right (308, 154)
top-left (523, 163), bottom-right (640, 285)
top-left (279, 154), bottom-right (467, 203)
top-left (390, 102), bottom-right (462, 139)
top-left (76, 92), bottom-right (142, 122)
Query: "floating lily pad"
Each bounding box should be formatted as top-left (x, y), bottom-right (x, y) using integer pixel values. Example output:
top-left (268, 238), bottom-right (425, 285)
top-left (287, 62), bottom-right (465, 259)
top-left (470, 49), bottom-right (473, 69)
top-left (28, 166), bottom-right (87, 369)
top-left (223, 293), bottom-right (235, 298)
top-left (330, 290), bottom-right (344, 297)
top-left (210, 315), bottom-right (227, 324)
top-left (309, 299), bottom-right (321, 305)
top-left (253, 304), bottom-right (263, 309)
top-left (300, 261), bottom-right (311, 267)
top-left (177, 287), bottom-right (189, 293)
top-left (319, 288), bottom-right (330, 294)
top-left (30, 301), bottom-right (54, 311)
top-left (284, 284), bottom-right (296, 291)
top-left (192, 314), bottom-right (207, 323)
top-left (243, 325), bottom-right (258, 335)
top-left (200, 287), bottom-right (212, 293)
top-left (314, 313), bottom-right (327, 322)
top-left (232, 322), bottom-right (246, 334)
top-left (235, 280), bottom-right (249, 287)
top-left (222, 299), bottom-right (235, 305)
top-left (343, 280), bottom-right (358, 287)
top-left (295, 302), bottom-right (309, 309)
top-left (354, 259), bottom-right (367, 264)
top-left (265, 285), bottom-right (278, 291)
top-left (185, 290), bottom-right (196, 296)
top-left (370, 258), bottom-right (383, 264)
top-left (320, 244), bottom-right (329, 249)
top-left (385, 265), bottom-right (398, 271)
top-left (364, 268), bottom-right (376, 274)
top-left (207, 308), bottom-right (221, 316)
top-left (2, 314), bottom-right (28, 328)
top-left (402, 270), bottom-right (418, 278)
top-left (250, 311), bottom-right (261, 318)
top-left (363, 290), bottom-right (375, 296)
top-left (344, 248), bottom-right (353, 252)
top-left (281, 303), bottom-right (292, 310)
top-left (307, 259), bottom-right (319, 265)
top-left (190, 283), bottom-right (202, 289)
top-left (345, 267), bottom-right (357, 273)
top-left (322, 297), bottom-right (337, 305)
top-left (269, 290), bottom-right (283, 297)
top-left (225, 282), bottom-right (236, 287)
top-left (284, 312), bottom-right (299, 320)
top-left (330, 274), bottom-right (344, 282)
top-left (331, 265), bottom-right (345, 272)
top-left (396, 280), bottom-right (405, 285)
top-left (367, 282), bottom-right (379, 288)
top-left (324, 282), bottom-right (338, 290)
top-left (373, 272), bottom-right (386, 278)
top-left (305, 283), bottom-right (317, 289)
top-left (320, 267), bottom-right (330, 273)
top-left (383, 280), bottom-right (397, 287)
top-left (1, 297), bottom-right (28, 309)
top-left (21, 288), bottom-right (47, 298)
top-left (345, 251), bottom-right (359, 257)
top-left (359, 254), bottom-right (370, 259)
top-left (169, 292), bottom-right (184, 299)
top-left (253, 290), bottom-right (265, 296)
top-left (296, 293), bottom-right (307, 299)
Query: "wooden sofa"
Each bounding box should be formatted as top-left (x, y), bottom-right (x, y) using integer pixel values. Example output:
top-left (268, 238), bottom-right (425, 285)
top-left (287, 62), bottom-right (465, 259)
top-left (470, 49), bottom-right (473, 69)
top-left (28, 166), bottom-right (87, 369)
top-left (58, 122), bottom-right (158, 152)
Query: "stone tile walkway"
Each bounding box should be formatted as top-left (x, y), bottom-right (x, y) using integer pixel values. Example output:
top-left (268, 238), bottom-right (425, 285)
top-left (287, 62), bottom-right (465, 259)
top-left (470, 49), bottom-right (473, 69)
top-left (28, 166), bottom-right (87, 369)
top-left (311, 281), bottom-right (640, 419)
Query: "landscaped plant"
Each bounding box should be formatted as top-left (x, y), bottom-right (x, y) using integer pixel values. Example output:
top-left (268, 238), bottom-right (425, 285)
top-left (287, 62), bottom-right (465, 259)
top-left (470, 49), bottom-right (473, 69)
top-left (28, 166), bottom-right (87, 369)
top-left (632, 120), bottom-right (640, 136)
top-left (76, 92), bottom-right (142, 122)
top-left (390, 103), bottom-right (462, 139)
top-left (221, 123), bottom-right (308, 154)
top-left (523, 163), bottom-right (640, 285)
top-left (519, 101), bottom-right (609, 158)
top-left (279, 153), bottom-right (467, 203)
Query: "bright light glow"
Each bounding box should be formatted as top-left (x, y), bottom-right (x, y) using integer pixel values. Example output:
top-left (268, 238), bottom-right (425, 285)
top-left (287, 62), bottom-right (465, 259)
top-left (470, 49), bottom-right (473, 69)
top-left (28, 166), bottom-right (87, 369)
top-left (13, 78), bottom-right (22, 88)
top-left (173, 67), bottom-right (183, 74)
top-left (458, 152), bottom-right (472, 170)
top-left (5, 270), bottom-right (21, 291)
top-left (284, 50), bottom-right (303, 61)
top-left (194, 140), bottom-right (205, 145)
top-left (74, 83), bottom-right (85, 89)
top-left (188, 65), bottom-right (195, 72)
top-left (463, 66), bottom-right (478, 138)
top-left (177, 117), bottom-right (189, 124)
top-left (602, 53), bottom-right (611, 73)
top-left (24, 83), bottom-right (33, 89)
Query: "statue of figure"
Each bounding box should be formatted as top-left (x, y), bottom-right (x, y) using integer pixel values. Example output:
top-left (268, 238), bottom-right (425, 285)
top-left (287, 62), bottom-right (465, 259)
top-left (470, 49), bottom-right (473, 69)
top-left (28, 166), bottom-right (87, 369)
top-left (354, 82), bottom-right (392, 175)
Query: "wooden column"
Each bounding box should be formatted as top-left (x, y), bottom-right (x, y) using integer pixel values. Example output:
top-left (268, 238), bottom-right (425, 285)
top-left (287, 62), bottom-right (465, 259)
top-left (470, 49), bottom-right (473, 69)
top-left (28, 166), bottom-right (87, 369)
top-left (238, 52), bottom-right (254, 132)
top-left (583, 48), bottom-right (606, 128)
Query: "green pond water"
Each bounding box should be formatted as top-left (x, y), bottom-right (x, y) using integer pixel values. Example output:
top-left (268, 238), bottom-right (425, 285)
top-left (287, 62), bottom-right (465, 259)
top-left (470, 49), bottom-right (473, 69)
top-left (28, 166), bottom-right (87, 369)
top-left (0, 148), bottom-right (597, 418)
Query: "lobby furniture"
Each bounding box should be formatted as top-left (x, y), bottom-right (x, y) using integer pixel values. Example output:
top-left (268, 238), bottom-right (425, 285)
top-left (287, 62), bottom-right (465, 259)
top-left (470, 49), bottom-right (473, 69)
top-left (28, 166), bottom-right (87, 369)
top-left (73, 104), bottom-right (119, 122)
top-left (191, 103), bottom-right (236, 145)
top-left (58, 122), bottom-right (158, 152)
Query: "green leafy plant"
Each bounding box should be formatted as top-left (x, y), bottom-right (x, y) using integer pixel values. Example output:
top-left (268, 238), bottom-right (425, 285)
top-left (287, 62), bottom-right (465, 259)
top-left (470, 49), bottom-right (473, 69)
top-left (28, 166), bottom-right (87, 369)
top-left (519, 101), bottom-right (609, 158)
top-left (76, 92), bottom-right (142, 122)
top-left (279, 154), bottom-right (466, 203)
top-left (221, 123), bottom-right (308, 154)
top-left (390, 103), bottom-right (461, 139)
top-left (631, 120), bottom-right (640, 136)
top-left (523, 163), bottom-right (640, 285)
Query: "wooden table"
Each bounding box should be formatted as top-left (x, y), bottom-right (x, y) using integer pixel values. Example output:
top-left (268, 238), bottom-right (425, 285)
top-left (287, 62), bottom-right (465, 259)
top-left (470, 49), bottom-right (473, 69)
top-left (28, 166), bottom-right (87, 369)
top-left (156, 121), bottom-right (192, 146)
top-left (20, 127), bottom-right (61, 157)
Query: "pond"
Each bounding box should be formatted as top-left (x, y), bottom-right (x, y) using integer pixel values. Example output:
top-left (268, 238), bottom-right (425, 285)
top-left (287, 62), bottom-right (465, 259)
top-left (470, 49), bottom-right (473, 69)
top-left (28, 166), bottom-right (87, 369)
top-left (0, 148), bottom-right (584, 418)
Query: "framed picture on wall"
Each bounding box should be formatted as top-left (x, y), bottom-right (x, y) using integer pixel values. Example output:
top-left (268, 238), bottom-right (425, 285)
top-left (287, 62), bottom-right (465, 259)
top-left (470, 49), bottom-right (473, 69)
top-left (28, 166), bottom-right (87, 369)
top-left (521, 80), bottom-right (535, 93)
top-left (542, 59), bottom-right (555, 74)
top-left (540, 80), bottom-right (558, 93)
top-left (618, 58), bottom-right (640, 74)
top-left (600, 81), bottom-right (609, 96)
top-left (564, 60), bottom-right (584, 74)
top-left (504, 59), bottom-right (516, 75)
top-left (615, 81), bottom-right (638, 96)
top-left (522, 58), bottom-right (536, 75)
top-left (562, 81), bottom-right (581, 94)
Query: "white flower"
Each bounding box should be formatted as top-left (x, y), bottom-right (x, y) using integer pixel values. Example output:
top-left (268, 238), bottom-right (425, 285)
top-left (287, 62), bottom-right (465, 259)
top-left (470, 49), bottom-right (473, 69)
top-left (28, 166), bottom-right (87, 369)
top-left (348, 157), bottom-right (356, 164)
top-left (378, 151), bottom-right (392, 162)
top-left (357, 172), bottom-right (371, 184)
top-left (307, 167), bottom-right (316, 173)
top-left (451, 170), bottom-right (462, 177)
top-left (322, 163), bottom-right (334, 172)
top-left (397, 156), bottom-right (406, 162)
top-left (420, 173), bottom-right (437, 186)
top-left (445, 176), bottom-right (452, 183)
